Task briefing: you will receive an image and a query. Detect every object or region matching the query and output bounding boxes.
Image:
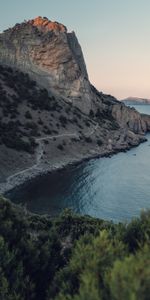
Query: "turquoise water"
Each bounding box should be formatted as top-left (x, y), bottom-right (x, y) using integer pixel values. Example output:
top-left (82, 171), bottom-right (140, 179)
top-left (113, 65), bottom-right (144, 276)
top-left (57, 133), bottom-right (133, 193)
top-left (8, 105), bottom-right (150, 222)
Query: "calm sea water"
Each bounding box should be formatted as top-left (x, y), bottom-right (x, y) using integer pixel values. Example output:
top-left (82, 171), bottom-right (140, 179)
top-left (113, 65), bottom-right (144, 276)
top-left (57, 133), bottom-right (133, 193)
top-left (7, 105), bottom-right (150, 222)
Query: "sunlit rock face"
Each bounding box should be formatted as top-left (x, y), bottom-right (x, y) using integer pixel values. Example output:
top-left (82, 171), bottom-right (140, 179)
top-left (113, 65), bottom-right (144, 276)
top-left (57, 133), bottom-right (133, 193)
top-left (28, 16), bottom-right (67, 33)
top-left (0, 16), bottom-right (92, 113)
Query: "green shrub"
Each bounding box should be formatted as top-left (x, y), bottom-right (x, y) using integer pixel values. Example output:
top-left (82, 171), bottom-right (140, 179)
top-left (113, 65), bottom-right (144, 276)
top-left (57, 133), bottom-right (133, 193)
top-left (57, 144), bottom-right (64, 151)
top-left (97, 139), bottom-right (103, 146)
top-left (84, 137), bottom-right (92, 143)
top-left (107, 244), bottom-right (150, 300)
top-left (59, 115), bottom-right (67, 125)
top-left (89, 109), bottom-right (94, 118)
top-left (25, 110), bottom-right (32, 119)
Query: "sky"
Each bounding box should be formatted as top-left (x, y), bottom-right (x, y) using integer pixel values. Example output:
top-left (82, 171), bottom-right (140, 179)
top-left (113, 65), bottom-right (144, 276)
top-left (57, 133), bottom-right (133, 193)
top-left (0, 0), bottom-right (150, 99)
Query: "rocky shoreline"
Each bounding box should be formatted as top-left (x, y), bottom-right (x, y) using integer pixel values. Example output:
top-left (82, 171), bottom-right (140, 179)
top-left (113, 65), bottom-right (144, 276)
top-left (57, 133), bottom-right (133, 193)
top-left (0, 17), bottom-right (150, 198)
top-left (1, 134), bottom-right (147, 197)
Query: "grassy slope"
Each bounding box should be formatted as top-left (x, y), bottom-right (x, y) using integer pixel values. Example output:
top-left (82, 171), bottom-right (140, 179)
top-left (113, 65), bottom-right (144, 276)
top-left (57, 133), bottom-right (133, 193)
top-left (0, 64), bottom-right (122, 185)
top-left (0, 64), bottom-right (96, 154)
top-left (0, 64), bottom-right (120, 154)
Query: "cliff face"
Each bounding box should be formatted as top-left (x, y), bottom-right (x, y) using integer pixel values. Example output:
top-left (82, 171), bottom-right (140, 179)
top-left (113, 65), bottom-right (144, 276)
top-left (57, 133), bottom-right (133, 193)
top-left (141, 114), bottom-right (150, 131)
top-left (112, 103), bottom-right (147, 133)
top-left (0, 16), bottom-right (92, 113)
top-left (0, 16), bottom-right (150, 140)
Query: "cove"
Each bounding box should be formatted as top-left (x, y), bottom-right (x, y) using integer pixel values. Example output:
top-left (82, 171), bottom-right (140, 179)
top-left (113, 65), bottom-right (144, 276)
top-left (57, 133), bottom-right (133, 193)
top-left (6, 105), bottom-right (150, 223)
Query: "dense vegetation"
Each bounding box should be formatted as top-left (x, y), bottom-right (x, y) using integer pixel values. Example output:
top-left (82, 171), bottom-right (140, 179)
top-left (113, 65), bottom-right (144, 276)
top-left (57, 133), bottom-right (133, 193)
top-left (0, 196), bottom-right (149, 300)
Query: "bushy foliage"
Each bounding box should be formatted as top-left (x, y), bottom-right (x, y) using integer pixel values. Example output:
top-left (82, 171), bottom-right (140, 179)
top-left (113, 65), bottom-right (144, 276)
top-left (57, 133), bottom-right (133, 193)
top-left (0, 65), bottom-right (62, 153)
top-left (57, 144), bottom-right (64, 151)
top-left (107, 244), bottom-right (150, 300)
top-left (0, 197), bottom-right (150, 300)
top-left (97, 139), bottom-right (103, 146)
top-left (84, 136), bottom-right (92, 143)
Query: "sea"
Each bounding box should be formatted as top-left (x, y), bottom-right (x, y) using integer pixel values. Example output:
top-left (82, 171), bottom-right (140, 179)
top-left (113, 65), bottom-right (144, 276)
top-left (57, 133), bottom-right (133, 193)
top-left (7, 105), bottom-right (150, 222)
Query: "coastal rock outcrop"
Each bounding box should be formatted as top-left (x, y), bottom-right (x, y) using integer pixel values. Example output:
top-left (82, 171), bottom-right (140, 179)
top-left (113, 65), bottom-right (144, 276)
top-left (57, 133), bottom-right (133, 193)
top-left (0, 17), bottom-right (150, 193)
top-left (112, 103), bottom-right (147, 133)
top-left (141, 114), bottom-right (150, 131)
top-left (0, 16), bottom-right (92, 113)
top-left (0, 16), bottom-right (150, 130)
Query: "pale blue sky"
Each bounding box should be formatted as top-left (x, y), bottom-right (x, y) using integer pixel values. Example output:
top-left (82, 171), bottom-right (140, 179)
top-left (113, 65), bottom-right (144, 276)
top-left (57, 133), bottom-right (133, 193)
top-left (0, 0), bottom-right (150, 99)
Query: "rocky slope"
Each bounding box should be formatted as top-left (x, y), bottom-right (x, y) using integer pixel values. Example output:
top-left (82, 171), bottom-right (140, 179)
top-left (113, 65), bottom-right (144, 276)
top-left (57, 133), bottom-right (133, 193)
top-left (0, 17), bottom-right (150, 193)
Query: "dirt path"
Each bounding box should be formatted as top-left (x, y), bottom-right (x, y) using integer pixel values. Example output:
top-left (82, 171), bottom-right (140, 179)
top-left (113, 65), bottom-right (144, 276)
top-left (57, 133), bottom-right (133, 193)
top-left (6, 124), bottom-right (98, 185)
top-left (7, 132), bottom-right (78, 184)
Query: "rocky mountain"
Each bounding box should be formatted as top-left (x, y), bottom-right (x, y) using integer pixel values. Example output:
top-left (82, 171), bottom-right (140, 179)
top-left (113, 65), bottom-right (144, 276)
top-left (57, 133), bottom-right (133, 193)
top-left (0, 16), bottom-right (92, 113)
top-left (0, 17), bottom-right (150, 193)
top-left (122, 97), bottom-right (150, 105)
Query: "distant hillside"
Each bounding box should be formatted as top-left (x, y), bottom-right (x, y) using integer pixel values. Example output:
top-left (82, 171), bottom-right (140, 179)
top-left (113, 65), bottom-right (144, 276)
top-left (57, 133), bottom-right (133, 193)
top-left (122, 97), bottom-right (150, 105)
